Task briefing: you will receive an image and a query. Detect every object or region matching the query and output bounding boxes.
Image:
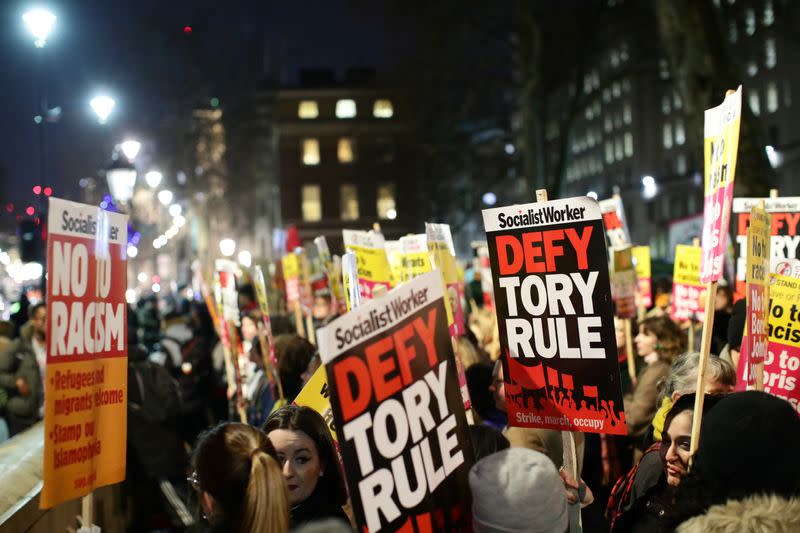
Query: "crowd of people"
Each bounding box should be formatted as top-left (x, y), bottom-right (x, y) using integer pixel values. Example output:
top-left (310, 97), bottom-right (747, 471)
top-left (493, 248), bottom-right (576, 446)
top-left (0, 274), bottom-right (798, 533)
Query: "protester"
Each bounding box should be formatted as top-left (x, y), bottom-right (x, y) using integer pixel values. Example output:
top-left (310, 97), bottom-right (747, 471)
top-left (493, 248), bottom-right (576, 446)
top-left (245, 341), bottom-right (279, 427)
top-left (710, 283), bottom-right (734, 355)
top-left (470, 448), bottom-right (568, 533)
top-left (0, 302), bottom-right (45, 435)
top-left (615, 317), bottom-right (636, 395)
top-left (646, 278), bottom-right (672, 318)
top-left (274, 335), bottom-right (316, 401)
top-left (191, 422), bottom-right (290, 533)
top-left (624, 316), bottom-right (686, 440)
top-left (458, 335), bottom-right (490, 370)
top-left (126, 310), bottom-right (193, 530)
top-left (608, 393), bottom-right (721, 532)
top-left (468, 424), bottom-right (510, 461)
top-left (237, 284), bottom-right (258, 314)
top-left (650, 352), bottom-right (735, 442)
top-left (670, 391), bottom-right (800, 532)
top-left (718, 298), bottom-right (745, 369)
top-left (262, 405), bottom-right (349, 529)
top-left (466, 362), bottom-right (507, 431)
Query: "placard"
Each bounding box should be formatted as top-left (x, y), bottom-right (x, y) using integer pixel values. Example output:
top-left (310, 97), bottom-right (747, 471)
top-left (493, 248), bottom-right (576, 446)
top-left (671, 245), bottom-right (705, 322)
top-left (343, 229), bottom-right (394, 300)
top-left (599, 196), bottom-right (630, 248)
top-left (42, 198), bottom-right (128, 508)
top-left (632, 246), bottom-right (652, 308)
top-left (320, 271), bottom-right (473, 532)
top-left (482, 197), bottom-right (626, 435)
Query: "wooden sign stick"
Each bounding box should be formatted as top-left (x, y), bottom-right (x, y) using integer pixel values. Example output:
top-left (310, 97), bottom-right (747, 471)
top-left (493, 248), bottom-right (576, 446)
top-left (689, 281), bottom-right (718, 456)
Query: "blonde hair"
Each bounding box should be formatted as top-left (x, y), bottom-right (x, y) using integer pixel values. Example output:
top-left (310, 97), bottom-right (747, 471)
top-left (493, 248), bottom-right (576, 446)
top-left (457, 336), bottom-right (489, 370)
top-left (194, 423), bottom-right (290, 533)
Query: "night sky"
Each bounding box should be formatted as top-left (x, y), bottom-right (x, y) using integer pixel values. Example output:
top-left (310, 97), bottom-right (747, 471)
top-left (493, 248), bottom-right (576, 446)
top-left (0, 0), bottom-right (402, 223)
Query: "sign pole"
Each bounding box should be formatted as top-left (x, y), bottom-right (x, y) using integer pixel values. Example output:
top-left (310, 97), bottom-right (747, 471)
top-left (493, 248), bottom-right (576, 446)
top-left (624, 318), bottom-right (636, 386)
top-left (81, 492), bottom-right (94, 531)
top-left (689, 281), bottom-right (717, 455)
top-left (535, 188), bottom-right (582, 533)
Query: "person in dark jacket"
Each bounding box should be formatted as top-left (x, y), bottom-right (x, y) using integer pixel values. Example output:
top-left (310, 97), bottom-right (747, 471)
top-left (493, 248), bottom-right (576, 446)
top-left (126, 309), bottom-right (194, 530)
top-left (0, 303), bottom-right (46, 435)
top-left (263, 405), bottom-right (350, 529)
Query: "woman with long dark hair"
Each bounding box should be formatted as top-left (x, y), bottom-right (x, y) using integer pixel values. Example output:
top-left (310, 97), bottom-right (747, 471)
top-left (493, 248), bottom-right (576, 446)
top-left (263, 405), bottom-right (349, 528)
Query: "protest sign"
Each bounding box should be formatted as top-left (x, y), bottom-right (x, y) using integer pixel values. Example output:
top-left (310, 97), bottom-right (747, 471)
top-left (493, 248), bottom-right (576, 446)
top-left (599, 195), bottom-right (630, 248)
top-left (343, 229), bottom-right (394, 299)
top-left (385, 240), bottom-right (404, 285)
top-left (472, 242), bottom-right (494, 309)
top-left (632, 246), bottom-right (652, 308)
top-left (216, 259), bottom-right (247, 422)
top-left (281, 252), bottom-right (300, 306)
top-left (294, 364), bottom-right (338, 440)
top-left (481, 196), bottom-right (626, 435)
top-left (733, 196), bottom-right (800, 300)
top-left (42, 198), bottom-right (128, 509)
top-left (743, 206), bottom-right (771, 390)
top-left (253, 266), bottom-right (283, 398)
top-left (737, 273), bottom-right (800, 413)
top-left (320, 271), bottom-right (474, 532)
top-left (773, 257), bottom-right (800, 278)
top-left (700, 86), bottom-right (741, 283)
top-left (314, 236), bottom-right (345, 313)
top-left (612, 247), bottom-right (636, 320)
top-left (671, 245), bottom-right (705, 322)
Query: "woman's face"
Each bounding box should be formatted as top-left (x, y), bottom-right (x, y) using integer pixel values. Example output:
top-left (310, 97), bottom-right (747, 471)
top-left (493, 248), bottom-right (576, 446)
top-left (705, 377), bottom-right (734, 395)
top-left (614, 318), bottom-right (625, 349)
top-left (662, 410), bottom-right (693, 486)
top-left (634, 326), bottom-right (658, 358)
top-left (715, 289), bottom-right (731, 311)
top-left (241, 316), bottom-right (258, 343)
top-left (269, 428), bottom-right (323, 506)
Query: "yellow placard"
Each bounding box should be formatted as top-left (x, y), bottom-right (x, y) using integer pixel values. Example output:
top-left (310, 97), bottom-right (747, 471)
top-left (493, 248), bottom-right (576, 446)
top-left (632, 246), bottom-right (651, 279)
top-left (746, 207), bottom-right (771, 288)
top-left (673, 245), bottom-right (703, 287)
top-left (293, 366), bottom-right (337, 440)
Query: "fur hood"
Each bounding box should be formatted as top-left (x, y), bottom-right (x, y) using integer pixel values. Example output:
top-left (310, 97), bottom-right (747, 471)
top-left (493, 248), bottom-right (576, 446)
top-left (677, 494), bottom-right (800, 533)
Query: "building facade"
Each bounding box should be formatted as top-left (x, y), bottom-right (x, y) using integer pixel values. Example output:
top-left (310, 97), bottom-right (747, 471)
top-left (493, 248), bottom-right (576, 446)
top-left (275, 70), bottom-right (418, 252)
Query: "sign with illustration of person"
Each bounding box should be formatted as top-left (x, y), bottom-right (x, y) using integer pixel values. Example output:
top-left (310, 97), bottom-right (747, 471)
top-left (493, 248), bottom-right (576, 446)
top-left (599, 195), bottom-right (631, 248)
top-left (481, 196), bottom-right (627, 435)
top-left (319, 271), bottom-right (474, 532)
top-left (732, 196), bottom-right (800, 300)
top-left (42, 198), bottom-right (128, 508)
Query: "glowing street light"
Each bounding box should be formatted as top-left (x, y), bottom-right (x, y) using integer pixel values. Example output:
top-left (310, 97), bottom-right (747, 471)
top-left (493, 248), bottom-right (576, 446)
top-left (145, 170), bottom-right (162, 188)
top-left (168, 203), bottom-right (182, 217)
top-left (219, 238), bottom-right (236, 257)
top-left (90, 95), bottom-right (115, 124)
top-left (120, 139), bottom-right (141, 161)
top-left (23, 8), bottom-right (56, 48)
top-left (238, 250), bottom-right (252, 267)
top-left (157, 189), bottom-right (173, 206)
top-left (587, 191), bottom-right (598, 200)
top-left (642, 175), bottom-right (658, 200)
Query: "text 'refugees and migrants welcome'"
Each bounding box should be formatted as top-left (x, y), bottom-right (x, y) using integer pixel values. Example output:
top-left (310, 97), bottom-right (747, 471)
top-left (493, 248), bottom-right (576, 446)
top-left (482, 197), bottom-right (627, 436)
top-left (319, 271), bottom-right (474, 532)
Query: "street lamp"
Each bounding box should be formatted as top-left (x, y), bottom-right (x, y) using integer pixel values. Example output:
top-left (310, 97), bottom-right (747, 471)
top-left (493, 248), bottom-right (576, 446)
top-left (219, 239), bottom-right (236, 257)
top-left (23, 8), bottom-right (56, 48)
top-left (120, 139), bottom-right (141, 161)
top-left (106, 158), bottom-right (137, 203)
top-left (144, 170), bottom-right (162, 188)
top-left (168, 204), bottom-right (182, 217)
top-left (642, 175), bottom-right (658, 200)
top-left (90, 95), bottom-right (115, 124)
top-left (238, 250), bottom-right (252, 267)
top-left (157, 189), bottom-right (173, 206)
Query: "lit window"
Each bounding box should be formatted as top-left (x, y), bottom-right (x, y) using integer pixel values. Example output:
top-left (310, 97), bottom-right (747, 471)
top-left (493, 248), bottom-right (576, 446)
top-left (728, 21), bottom-right (738, 43)
top-left (620, 43), bottom-right (629, 62)
top-left (301, 185), bottom-right (322, 221)
top-left (623, 103), bottom-right (632, 124)
top-left (676, 154), bottom-right (687, 175)
top-left (675, 119), bottom-right (686, 145)
top-left (610, 49), bottom-right (620, 68)
top-left (373, 99), bottom-right (394, 118)
top-left (764, 0), bottom-right (774, 26)
top-left (749, 90), bottom-right (761, 115)
top-left (585, 106), bottom-right (593, 121)
top-left (335, 99), bottom-right (357, 118)
top-left (612, 82), bottom-right (621, 98)
top-left (605, 141), bottom-right (614, 164)
top-left (663, 123), bottom-right (673, 149)
top-left (767, 82), bottom-right (779, 112)
top-left (673, 91), bottom-right (683, 110)
top-left (662, 95), bottom-right (671, 114)
top-left (765, 38), bottom-right (777, 68)
top-left (377, 183), bottom-right (396, 220)
top-left (614, 137), bottom-right (623, 161)
top-left (745, 9), bottom-right (756, 35)
top-left (302, 139), bottom-right (320, 165)
top-left (604, 116), bottom-right (613, 132)
top-left (298, 101), bottom-right (319, 119)
top-left (624, 132), bottom-right (633, 157)
top-left (747, 61), bottom-right (758, 77)
top-left (659, 59), bottom-right (669, 80)
top-left (340, 184), bottom-right (359, 220)
top-left (338, 138), bottom-right (355, 163)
